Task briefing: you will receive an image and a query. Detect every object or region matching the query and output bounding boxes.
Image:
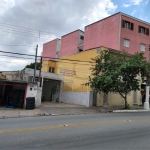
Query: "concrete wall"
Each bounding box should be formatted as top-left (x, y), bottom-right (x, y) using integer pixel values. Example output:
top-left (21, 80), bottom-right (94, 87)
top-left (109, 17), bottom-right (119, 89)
top-left (25, 68), bottom-right (64, 81)
top-left (78, 30), bottom-right (84, 45)
top-left (96, 92), bottom-right (104, 106)
top-left (56, 39), bottom-right (61, 58)
top-left (83, 13), bottom-right (120, 50)
top-left (0, 73), bottom-right (6, 79)
top-left (60, 30), bottom-right (80, 57)
top-left (26, 83), bottom-right (40, 107)
top-left (36, 85), bottom-right (42, 107)
top-left (120, 14), bottom-right (150, 60)
top-left (2, 71), bottom-right (24, 81)
top-left (96, 91), bottom-right (142, 107)
top-left (61, 91), bottom-right (93, 107)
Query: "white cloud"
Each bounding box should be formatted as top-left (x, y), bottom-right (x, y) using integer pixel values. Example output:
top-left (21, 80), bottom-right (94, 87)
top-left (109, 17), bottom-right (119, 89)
top-left (123, 4), bottom-right (130, 7)
top-left (0, 57), bottom-right (31, 71)
top-left (0, 0), bottom-right (117, 71)
top-left (83, 0), bottom-right (117, 24)
top-left (123, 0), bottom-right (143, 7)
top-left (0, 0), bottom-right (15, 15)
top-left (131, 10), bottom-right (136, 15)
top-left (130, 0), bottom-right (143, 5)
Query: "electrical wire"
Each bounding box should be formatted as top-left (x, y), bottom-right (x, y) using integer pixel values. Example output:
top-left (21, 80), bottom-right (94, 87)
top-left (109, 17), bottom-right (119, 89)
top-left (0, 55), bottom-right (35, 60)
top-left (0, 26), bottom-right (61, 39)
top-left (0, 50), bottom-right (95, 63)
top-left (0, 60), bottom-right (30, 64)
top-left (0, 22), bottom-right (63, 36)
top-left (0, 29), bottom-right (57, 40)
top-left (0, 50), bottom-right (35, 57)
top-left (0, 44), bottom-right (36, 47)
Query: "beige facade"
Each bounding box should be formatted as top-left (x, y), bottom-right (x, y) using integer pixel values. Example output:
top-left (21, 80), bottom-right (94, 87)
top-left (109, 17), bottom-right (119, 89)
top-left (96, 90), bottom-right (142, 107)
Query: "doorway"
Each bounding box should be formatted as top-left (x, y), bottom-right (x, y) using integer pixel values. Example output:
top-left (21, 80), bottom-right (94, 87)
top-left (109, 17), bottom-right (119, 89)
top-left (42, 79), bottom-right (61, 102)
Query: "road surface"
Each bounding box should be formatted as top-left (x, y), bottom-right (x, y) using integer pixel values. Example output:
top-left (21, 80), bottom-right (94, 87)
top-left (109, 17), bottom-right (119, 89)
top-left (0, 112), bottom-right (150, 149)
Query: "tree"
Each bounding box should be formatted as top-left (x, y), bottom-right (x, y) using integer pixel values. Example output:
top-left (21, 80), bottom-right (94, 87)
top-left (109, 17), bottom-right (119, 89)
top-left (23, 62), bottom-right (41, 70)
top-left (86, 50), bottom-right (150, 109)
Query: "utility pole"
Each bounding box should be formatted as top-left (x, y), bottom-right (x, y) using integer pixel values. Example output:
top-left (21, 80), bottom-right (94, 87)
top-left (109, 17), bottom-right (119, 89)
top-left (33, 45), bottom-right (38, 83)
top-left (144, 45), bottom-right (150, 109)
top-left (38, 56), bottom-right (42, 86)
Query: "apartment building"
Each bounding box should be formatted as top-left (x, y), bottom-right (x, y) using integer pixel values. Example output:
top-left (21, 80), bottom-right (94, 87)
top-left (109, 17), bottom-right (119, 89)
top-left (42, 12), bottom-right (150, 61)
top-left (42, 38), bottom-right (61, 61)
top-left (83, 12), bottom-right (150, 60)
top-left (60, 29), bottom-right (84, 57)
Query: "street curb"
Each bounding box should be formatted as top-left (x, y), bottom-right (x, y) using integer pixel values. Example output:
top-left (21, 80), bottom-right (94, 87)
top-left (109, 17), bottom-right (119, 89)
top-left (0, 113), bottom-right (60, 119)
top-left (113, 109), bottom-right (150, 113)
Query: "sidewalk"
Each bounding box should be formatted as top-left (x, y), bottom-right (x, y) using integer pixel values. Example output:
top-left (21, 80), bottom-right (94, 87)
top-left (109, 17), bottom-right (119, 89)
top-left (0, 102), bottom-right (110, 119)
top-left (113, 105), bottom-right (150, 112)
top-left (0, 102), bottom-right (149, 119)
top-left (39, 102), bottom-right (110, 115)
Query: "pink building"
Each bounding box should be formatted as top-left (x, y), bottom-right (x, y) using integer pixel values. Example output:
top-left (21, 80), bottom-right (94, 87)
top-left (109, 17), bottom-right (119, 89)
top-left (42, 38), bottom-right (61, 61)
top-left (84, 12), bottom-right (150, 59)
top-left (42, 12), bottom-right (150, 61)
top-left (60, 30), bottom-right (84, 57)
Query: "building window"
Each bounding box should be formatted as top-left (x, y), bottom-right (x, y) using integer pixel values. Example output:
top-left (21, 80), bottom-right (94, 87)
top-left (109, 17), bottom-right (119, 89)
top-left (79, 35), bottom-right (84, 44)
top-left (140, 44), bottom-right (146, 52)
top-left (49, 67), bottom-right (55, 73)
top-left (124, 39), bottom-right (130, 47)
top-left (78, 46), bottom-right (83, 52)
top-left (80, 35), bottom-right (84, 40)
top-left (139, 26), bottom-right (149, 35)
top-left (122, 20), bottom-right (134, 30)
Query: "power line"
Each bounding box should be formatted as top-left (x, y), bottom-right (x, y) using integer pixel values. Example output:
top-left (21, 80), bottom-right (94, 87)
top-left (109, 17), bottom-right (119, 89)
top-left (0, 50), bottom-right (94, 63)
top-left (0, 26), bottom-right (61, 38)
top-left (0, 44), bottom-right (36, 47)
top-left (0, 60), bottom-right (29, 64)
top-left (0, 54), bottom-right (35, 60)
top-left (0, 50), bottom-right (36, 57)
top-left (41, 55), bottom-right (94, 63)
top-left (0, 29), bottom-right (57, 40)
top-left (0, 22), bottom-right (63, 36)
top-left (0, 54), bottom-right (93, 66)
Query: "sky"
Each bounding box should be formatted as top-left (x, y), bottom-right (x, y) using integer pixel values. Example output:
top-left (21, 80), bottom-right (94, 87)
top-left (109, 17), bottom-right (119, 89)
top-left (0, 0), bottom-right (150, 71)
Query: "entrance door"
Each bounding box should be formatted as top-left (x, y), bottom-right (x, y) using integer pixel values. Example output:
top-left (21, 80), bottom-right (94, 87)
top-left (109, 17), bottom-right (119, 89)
top-left (51, 86), bottom-right (59, 102)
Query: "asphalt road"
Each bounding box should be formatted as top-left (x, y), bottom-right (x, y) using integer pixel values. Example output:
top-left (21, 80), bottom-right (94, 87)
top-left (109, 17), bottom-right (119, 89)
top-left (0, 112), bottom-right (150, 150)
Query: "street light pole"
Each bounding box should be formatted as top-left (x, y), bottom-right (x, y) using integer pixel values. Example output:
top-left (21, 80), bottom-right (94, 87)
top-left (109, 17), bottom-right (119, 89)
top-left (144, 84), bottom-right (149, 109)
top-left (144, 45), bottom-right (150, 109)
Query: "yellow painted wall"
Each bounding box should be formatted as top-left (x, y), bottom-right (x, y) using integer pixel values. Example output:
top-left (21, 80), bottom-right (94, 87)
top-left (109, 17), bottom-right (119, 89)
top-left (42, 48), bottom-right (105, 92)
top-left (96, 90), bottom-right (142, 107)
top-left (42, 61), bottom-right (56, 73)
top-left (41, 46), bottom-right (142, 107)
